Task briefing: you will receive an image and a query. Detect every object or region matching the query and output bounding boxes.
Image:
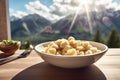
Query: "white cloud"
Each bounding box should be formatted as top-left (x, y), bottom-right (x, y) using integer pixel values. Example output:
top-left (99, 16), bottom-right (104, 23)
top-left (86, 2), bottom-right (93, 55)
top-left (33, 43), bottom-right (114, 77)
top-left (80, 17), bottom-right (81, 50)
top-left (106, 2), bottom-right (120, 10)
top-left (9, 8), bottom-right (14, 16)
top-left (10, 0), bottom-right (120, 22)
top-left (25, 0), bottom-right (51, 21)
top-left (9, 8), bottom-right (28, 19)
top-left (95, 0), bottom-right (120, 11)
top-left (9, 8), bottom-right (14, 13)
top-left (50, 3), bottom-right (68, 15)
top-left (25, 0), bottom-right (57, 21)
top-left (96, 0), bottom-right (112, 5)
top-left (25, 0), bottom-right (50, 12)
top-left (12, 11), bottom-right (28, 18)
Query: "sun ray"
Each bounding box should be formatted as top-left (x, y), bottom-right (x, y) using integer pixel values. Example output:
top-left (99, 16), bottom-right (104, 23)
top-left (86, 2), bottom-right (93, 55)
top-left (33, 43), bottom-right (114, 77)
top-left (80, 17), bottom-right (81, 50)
top-left (67, 0), bottom-right (93, 36)
top-left (84, 2), bottom-right (93, 34)
top-left (67, 7), bottom-right (80, 35)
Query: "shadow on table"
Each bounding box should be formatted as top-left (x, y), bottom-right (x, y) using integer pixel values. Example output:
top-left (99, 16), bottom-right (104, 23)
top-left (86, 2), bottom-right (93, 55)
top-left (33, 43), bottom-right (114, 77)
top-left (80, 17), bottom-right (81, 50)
top-left (12, 62), bottom-right (106, 80)
top-left (0, 52), bottom-right (10, 59)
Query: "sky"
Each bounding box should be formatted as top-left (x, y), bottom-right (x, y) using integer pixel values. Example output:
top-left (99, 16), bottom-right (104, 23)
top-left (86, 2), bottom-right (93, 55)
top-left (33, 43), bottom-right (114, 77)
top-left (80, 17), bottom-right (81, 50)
top-left (113, 0), bottom-right (120, 3)
top-left (9, 0), bottom-right (53, 12)
top-left (9, 0), bottom-right (120, 22)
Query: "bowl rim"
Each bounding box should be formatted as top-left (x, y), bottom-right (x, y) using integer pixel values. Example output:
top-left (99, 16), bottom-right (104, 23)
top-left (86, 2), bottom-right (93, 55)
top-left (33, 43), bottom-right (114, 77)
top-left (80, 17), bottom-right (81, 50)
top-left (35, 41), bottom-right (108, 58)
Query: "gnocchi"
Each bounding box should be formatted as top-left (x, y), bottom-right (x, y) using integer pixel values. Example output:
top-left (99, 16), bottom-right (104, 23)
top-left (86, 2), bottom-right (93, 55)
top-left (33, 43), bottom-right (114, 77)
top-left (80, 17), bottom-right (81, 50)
top-left (44, 36), bottom-right (101, 56)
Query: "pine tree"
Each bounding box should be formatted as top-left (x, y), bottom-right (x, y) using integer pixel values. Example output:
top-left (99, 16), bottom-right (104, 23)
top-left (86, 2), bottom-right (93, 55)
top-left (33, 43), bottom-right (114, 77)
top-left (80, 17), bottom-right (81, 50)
top-left (93, 30), bottom-right (104, 43)
top-left (115, 36), bottom-right (120, 48)
top-left (107, 29), bottom-right (120, 48)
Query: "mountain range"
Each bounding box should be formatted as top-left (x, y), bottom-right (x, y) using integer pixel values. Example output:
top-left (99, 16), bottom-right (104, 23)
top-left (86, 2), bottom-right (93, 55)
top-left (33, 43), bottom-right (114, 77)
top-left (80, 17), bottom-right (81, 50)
top-left (10, 8), bottom-right (120, 40)
top-left (11, 14), bottom-right (51, 38)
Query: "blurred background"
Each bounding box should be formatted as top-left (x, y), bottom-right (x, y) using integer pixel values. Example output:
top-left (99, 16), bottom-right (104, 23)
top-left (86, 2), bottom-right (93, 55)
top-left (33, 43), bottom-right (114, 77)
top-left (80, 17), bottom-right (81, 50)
top-left (9, 0), bottom-right (120, 48)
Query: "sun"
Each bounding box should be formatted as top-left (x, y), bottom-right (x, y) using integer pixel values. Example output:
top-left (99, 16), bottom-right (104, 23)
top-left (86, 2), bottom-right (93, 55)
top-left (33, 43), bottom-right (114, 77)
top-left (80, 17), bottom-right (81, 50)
top-left (79, 0), bottom-right (87, 4)
top-left (71, 0), bottom-right (89, 7)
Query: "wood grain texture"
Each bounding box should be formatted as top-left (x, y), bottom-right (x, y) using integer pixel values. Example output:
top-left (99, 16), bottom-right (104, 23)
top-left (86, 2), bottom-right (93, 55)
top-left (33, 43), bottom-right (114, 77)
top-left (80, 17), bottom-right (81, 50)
top-left (0, 49), bottom-right (120, 80)
top-left (0, 0), bottom-right (8, 41)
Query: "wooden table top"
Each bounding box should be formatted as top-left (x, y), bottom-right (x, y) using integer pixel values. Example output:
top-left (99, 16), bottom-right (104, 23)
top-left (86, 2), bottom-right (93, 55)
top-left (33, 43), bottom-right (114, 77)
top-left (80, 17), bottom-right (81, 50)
top-left (0, 49), bottom-right (120, 80)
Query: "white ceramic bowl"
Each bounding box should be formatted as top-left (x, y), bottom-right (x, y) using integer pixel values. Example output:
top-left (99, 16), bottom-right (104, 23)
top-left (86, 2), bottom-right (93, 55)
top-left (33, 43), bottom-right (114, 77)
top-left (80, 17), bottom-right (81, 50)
top-left (35, 41), bottom-right (108, 68)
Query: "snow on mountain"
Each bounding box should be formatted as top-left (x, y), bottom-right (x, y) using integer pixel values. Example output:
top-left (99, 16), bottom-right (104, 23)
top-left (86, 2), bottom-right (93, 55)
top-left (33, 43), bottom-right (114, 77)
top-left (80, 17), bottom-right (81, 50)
top-left (10, 16), bottom-right (20, 21)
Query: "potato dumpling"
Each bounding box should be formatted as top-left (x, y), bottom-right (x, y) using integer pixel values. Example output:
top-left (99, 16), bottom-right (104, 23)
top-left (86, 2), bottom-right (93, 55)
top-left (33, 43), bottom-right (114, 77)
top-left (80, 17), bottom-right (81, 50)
top-left (90, 47), bottom-right (98, 53)
top-left (76, 46), bottom-right (85, 51)
top-left (49, 42), bottom-right (59, 49)
top-left (47, 48), bottom-right (57, 54)
top-left (68, 36), bottom-right (75, 41)
top-left (65, 48), bottom-right (77, 55)
top-left (81, 41), bottom-right (90, 48)
top-left (44, 36), bottom-right (101, 56)
top-left (60, 39), bottom-right (69, 48)
top-left (85, 50), bottom-right (93, 55)
top-left (55, 39), bottom-right (62, 47)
